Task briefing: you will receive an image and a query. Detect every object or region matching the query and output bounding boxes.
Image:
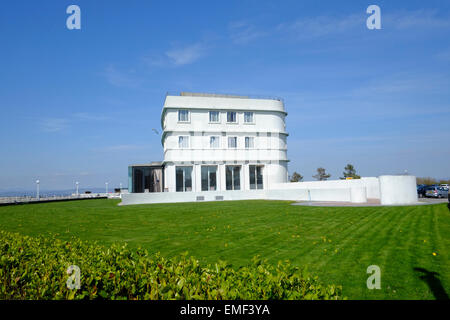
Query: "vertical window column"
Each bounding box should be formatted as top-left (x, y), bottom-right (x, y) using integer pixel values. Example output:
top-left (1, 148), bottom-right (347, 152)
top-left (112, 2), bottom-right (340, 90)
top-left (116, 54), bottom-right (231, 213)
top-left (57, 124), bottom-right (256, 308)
top-left (178, 110), bottom-right (189, 122)
top-left (228, 137), bottom-right (237, 148)
top-left (226, 165), bottom-right (241, 190)
top-left (210, 136), bottom-right (220, 148)
top-left (176, 166), bottom-right (192, 192)
top-left (249, 165), bottom-right (264, 190)
top-left (201, 166), bottom-right (217, 191)
top-left (209, 111), bottom-right (220, 123)
top-left (179, 136), bottom-right (189, 148)
top-left (227, 111), bottom-right (237, 123)
top-left (244, 112), bottom-right (254, 123)
top-left (245, 137), bottom-right (254, 148)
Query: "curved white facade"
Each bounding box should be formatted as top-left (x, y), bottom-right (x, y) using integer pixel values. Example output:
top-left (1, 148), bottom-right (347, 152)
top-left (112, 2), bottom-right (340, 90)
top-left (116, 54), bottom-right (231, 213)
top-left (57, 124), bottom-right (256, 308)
top-left (379, 175), bottom-right (418, 205)
top-left (161, 92), bottom-right (289, 193)
top-left (123, 92), bottom-right (420, 206)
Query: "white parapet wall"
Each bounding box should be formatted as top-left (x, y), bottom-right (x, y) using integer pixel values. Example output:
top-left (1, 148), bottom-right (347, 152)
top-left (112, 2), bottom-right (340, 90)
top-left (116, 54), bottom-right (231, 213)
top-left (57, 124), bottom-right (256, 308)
top-left (120, 188), bottom-right (355, 205)
top-left (350, 186), bottom-right (367, 203)
top-left (379, 175), bottom-right (418, 205)
top-left (360, 177), bottom-right (381, 199)
top-left (120, 175), bottom-right (419, 206)
top-left (121, 178), bottom-right (368, 205)
top-left (271, 178), bottom-right (378, 203)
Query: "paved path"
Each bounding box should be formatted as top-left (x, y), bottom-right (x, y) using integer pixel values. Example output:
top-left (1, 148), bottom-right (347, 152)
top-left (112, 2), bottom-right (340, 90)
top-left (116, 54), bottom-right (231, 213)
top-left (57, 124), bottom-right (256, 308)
top-left (292, 198), bottom-right (448, 207)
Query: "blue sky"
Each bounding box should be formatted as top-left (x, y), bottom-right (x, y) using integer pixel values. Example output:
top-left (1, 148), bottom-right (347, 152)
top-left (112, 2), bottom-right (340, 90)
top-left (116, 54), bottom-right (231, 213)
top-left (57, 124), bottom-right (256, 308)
top-left (1, 0), bottom-right (450, 191)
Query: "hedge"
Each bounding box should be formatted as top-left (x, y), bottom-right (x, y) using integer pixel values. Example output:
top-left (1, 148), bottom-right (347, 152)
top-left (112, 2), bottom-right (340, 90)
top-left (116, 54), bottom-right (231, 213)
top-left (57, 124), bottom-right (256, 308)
top-left (0, 230), bottom-right (343, 300)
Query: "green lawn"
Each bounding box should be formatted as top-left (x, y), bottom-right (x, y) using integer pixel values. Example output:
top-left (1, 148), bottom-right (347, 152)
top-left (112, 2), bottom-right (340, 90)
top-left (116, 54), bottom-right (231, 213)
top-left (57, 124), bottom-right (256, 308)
top-left (0, 199), bottom-right (449, 300)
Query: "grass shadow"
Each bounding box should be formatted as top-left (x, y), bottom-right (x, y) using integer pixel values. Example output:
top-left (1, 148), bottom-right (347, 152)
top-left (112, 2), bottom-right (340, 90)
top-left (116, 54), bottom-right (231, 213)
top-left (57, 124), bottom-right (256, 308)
top-left (414, 267), bottom-right (449, 300)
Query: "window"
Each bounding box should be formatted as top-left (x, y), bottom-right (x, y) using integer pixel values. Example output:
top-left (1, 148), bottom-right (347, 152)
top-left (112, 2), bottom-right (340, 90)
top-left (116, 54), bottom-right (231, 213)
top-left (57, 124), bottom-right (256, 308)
top-left (245, 137), bottom-right (254, 149)
top-left (132, 167), bottom-right (163, 193)
top-left (249, 165), bottom-right (264, 190)
top-left (244, 112), bottom-right (254, 123)
top-left (209, 111), bottom-right (220, 123)
top-left (201, 166), bottom-right (217, 191)
top-left (228, 137), bottom-right (237, 148)
top-left (178, 110), bottom-right (189, 122)
top-left (210, 136), bottom-right (220, 148)
top-left (227, 111), bottom-right (237, 123)
top-left (176, 166), bottom-right (192, 192)
top-left (178, 136), bottom-right (189, 148)
top-left (226, 165), bottom-right (241, 190)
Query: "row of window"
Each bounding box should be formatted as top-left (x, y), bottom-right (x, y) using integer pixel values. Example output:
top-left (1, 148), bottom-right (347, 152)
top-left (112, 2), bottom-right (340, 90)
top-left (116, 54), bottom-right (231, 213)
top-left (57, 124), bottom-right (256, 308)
top-left (175, 165), bottom-right (263, 192)
top-left (178, 136), bottom-right (255, 149)
top-left (178, 110), bottom-right (254, 124)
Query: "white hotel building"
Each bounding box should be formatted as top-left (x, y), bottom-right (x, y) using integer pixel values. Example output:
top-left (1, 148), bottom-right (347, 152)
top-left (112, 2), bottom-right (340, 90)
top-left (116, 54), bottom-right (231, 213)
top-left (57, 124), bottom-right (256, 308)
top-left (123, 92), bottom-right (418, 206)
top-left (162, 92), bottom-right (289, 193)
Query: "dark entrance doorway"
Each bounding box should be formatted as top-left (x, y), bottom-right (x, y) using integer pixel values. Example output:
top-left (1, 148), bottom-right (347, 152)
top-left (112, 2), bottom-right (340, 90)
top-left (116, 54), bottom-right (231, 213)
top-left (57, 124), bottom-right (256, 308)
top-left (129, 163), bottom-right (164, 193)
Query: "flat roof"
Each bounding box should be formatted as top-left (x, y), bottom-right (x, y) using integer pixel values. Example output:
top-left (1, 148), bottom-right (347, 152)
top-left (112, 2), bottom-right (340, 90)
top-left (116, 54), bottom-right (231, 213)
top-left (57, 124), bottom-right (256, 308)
top-left (163, 94), bottom-right (286, 113)
top-left (170, 91), bottom-right (283, 102)
top-left (129, 161), bottom-right (163, 167)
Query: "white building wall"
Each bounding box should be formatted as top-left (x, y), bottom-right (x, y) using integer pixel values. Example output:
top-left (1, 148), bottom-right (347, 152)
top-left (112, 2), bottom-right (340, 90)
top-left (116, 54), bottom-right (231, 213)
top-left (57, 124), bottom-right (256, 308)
top-left (379, 175), bottom-right (418, 205)
top-left (360, 177), bottom-right (380, 199)
top-left (122, 175), bottom-right (419, 206)
top-left (163, 109), bottom-right (287, 134)
top-left (125, 92), bottom-right (419, 206)
top-left (161, 93), bottom-right (289, 193)
top-left (163, 133), bottom-right (288, 163)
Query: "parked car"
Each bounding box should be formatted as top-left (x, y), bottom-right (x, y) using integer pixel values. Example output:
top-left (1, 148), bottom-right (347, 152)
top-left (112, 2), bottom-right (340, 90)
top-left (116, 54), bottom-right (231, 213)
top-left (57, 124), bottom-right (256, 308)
top-left (448, 190), bottom-right (450, 209)
top-left (417, 184), bottom-right (428, 198)
top-left (425, 186), bottom-right (449, 198)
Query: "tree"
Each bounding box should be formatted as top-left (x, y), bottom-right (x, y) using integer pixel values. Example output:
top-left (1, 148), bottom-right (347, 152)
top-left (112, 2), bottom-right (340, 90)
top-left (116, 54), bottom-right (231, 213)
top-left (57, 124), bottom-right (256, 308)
top-left (416, 177), bottom-right (449, 185)
top-left (340, 164), bottom-right (361, 180)
top-left (313, 168), bottom-right (331, 181)
top-left (416, 177), bottom-right (436, 185)
top-left (290, 172), bottom-right (303, 182)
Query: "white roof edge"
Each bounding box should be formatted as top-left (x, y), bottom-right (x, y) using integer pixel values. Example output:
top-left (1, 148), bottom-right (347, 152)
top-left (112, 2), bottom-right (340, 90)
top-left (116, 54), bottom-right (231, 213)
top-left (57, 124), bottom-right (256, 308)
top-left (163, 95), bottom-right (286, 114)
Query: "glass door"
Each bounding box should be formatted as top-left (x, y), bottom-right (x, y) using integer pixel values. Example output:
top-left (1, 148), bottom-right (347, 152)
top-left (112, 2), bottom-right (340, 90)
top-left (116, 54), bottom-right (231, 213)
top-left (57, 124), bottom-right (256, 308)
top-left (226, 165), bottom-right (241, 190)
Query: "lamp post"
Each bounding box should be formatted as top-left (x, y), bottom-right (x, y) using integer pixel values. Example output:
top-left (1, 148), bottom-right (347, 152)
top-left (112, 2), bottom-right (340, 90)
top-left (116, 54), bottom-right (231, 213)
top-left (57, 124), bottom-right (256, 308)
top-left (36, 180), bottom-right (40, 201)
top-left (119, 182), bottom-right (122, 194)
top-left (75, 181), bottom-right (79, 197)
top-left (105, 182), bottom-right (108, 194)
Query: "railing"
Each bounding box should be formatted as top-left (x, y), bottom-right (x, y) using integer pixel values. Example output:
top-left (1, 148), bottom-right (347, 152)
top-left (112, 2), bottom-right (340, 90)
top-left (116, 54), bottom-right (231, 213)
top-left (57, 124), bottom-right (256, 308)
top-left (0, 194), bottom-right (108, 205)
top-left (165, 91), bottom-right (284, 102)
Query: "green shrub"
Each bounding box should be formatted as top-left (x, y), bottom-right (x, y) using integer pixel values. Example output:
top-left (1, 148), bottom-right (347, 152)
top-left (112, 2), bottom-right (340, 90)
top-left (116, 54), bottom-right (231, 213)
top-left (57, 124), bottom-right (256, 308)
top-left (0, 230), bottom-right (343, 300)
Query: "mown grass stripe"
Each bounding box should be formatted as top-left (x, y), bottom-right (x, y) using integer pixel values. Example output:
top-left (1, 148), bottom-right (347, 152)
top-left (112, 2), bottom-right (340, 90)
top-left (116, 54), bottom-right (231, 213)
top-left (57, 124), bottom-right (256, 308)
top-left (0, 199), bottom-right (449, 299)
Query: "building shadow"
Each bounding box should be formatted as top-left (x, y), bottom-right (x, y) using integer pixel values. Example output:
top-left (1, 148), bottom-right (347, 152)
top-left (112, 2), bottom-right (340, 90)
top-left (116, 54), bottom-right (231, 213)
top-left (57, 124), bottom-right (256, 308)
top-left (414, 267), bottom-right (449, 300)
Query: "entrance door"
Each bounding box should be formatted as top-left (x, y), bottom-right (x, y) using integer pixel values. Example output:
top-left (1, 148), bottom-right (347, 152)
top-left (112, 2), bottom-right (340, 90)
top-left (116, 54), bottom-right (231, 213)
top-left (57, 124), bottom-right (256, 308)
top-left (176, 166), bottom-right (193, 192)
top-left (226, 165), bottom-right (241, 190)
top-left (133, 168), bottom-right (144, 193)
top-left (249, 165), bottom-right (264, 190)
top-left (201, 166), bottom-right (217, 191)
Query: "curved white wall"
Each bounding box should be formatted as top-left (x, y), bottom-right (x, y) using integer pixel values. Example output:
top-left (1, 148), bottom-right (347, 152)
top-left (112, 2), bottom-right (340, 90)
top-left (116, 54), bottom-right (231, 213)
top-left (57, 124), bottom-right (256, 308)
top-left (162, 109), bottom-right (287, 133)
top-left (350, 187), bottom-right (367, 203)
top-left (123, 175), bottom-right (421, 205)
top-left (379, 175), bottom-right (418, 205)
top-left (360, 177), bottom-right (380, 199)
top-left (160, 93), bottom-right (289, 192)
top-left (266, 162), bottom-right (288, 186)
